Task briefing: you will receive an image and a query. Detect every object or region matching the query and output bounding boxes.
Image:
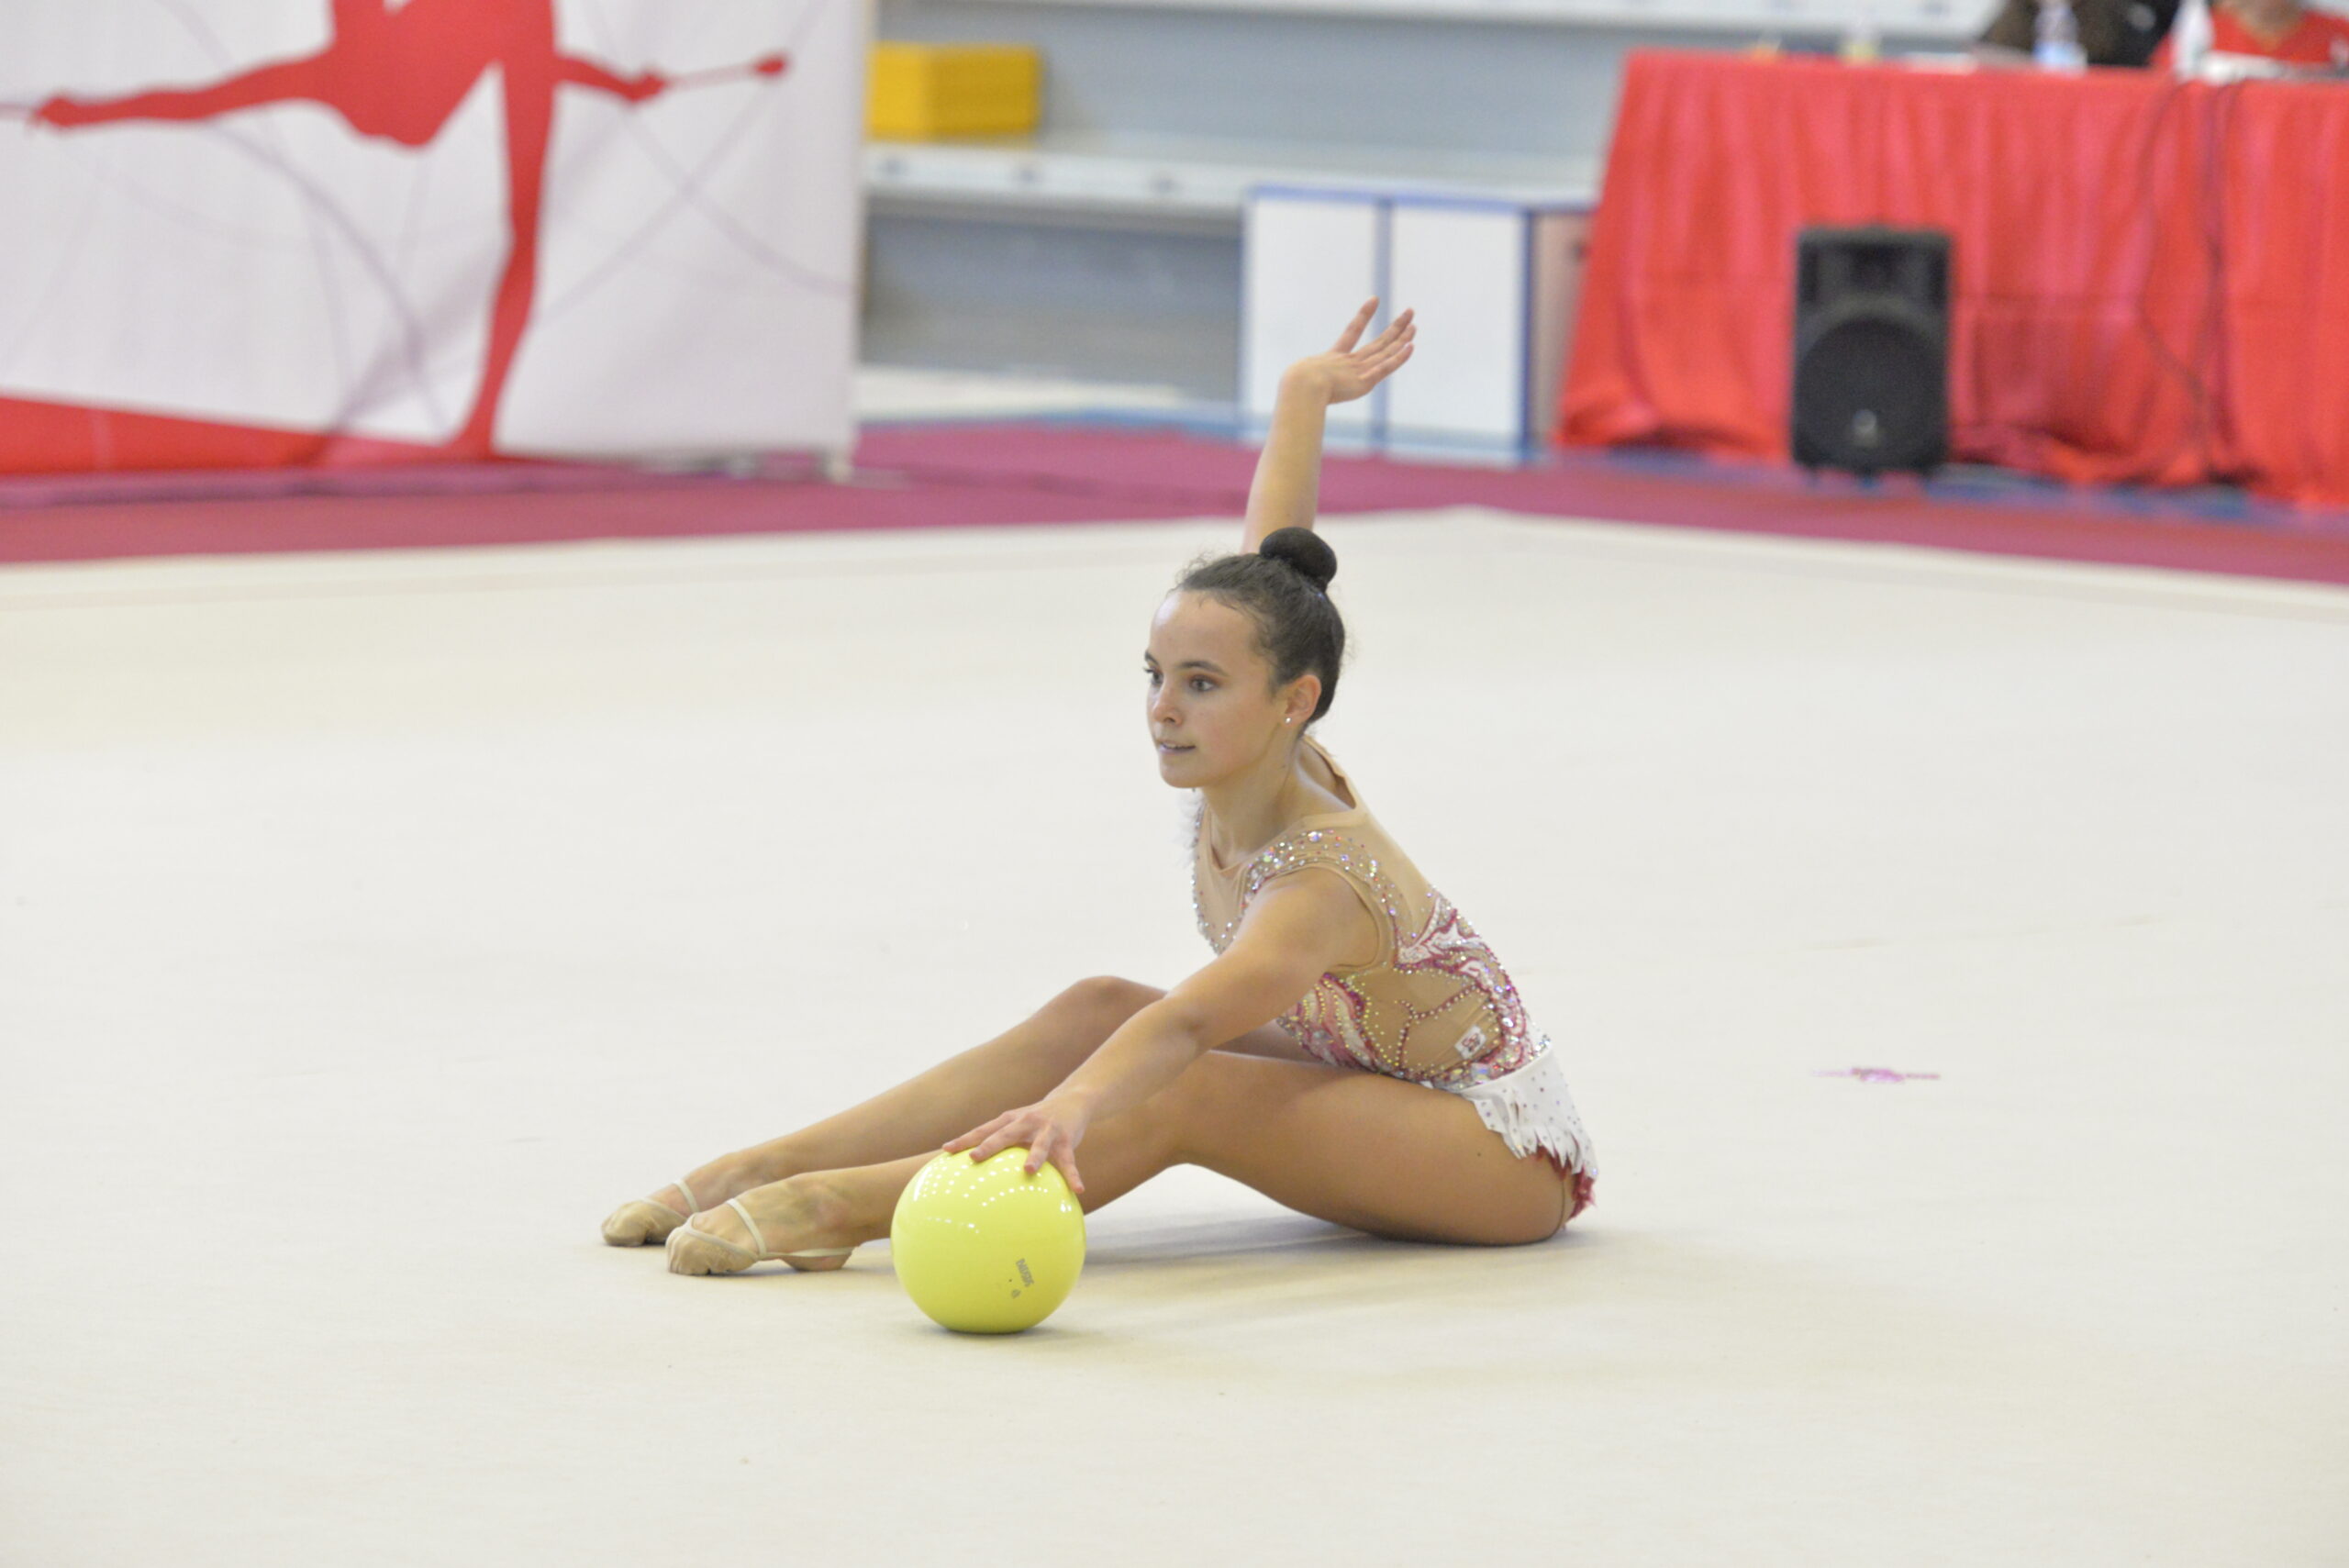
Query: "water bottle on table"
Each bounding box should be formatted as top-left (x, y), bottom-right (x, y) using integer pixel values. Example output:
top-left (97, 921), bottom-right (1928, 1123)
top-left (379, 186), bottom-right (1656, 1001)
top-left (2034, 0), bottom-right (2088, 69)
top-left (2170, 0), bottom-right (2213, 75)
top-left (1841, 0), bottom-right (1882, 62)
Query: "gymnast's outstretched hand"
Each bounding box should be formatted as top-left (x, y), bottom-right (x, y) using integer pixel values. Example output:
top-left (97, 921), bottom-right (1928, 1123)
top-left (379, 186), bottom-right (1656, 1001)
top-left (1285, 298), bottom-right (1416, 406)
top-left (943, 1094), bottom-right (1092, 1195)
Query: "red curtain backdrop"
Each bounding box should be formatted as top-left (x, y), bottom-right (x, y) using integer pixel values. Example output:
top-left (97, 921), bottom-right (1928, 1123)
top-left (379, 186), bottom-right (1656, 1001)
top-left (1558, 51), bottom-right (2349, 506)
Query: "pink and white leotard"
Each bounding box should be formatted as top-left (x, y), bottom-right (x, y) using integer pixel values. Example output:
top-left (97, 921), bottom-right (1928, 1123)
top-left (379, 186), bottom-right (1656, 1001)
top-left (1190, 736), bottom-right (1598, 1223)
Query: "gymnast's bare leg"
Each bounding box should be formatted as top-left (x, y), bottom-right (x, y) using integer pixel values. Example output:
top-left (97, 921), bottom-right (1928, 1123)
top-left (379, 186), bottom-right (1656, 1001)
top-left (662, 1039), bottom-right (1571, 1274)
top-left (599, 976), bottom-right (1305, 1245)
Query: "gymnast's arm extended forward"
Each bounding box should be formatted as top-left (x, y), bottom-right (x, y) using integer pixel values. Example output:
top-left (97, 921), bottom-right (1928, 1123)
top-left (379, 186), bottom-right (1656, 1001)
top-left (943, 869), bottom-right (1375, 1192)
top-left (1239, 298), bottom-right (1417, 554)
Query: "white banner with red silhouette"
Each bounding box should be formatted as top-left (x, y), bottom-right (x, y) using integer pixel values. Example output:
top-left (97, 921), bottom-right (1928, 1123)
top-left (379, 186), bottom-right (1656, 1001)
top-left (0, 1), bottom-right (861, 470)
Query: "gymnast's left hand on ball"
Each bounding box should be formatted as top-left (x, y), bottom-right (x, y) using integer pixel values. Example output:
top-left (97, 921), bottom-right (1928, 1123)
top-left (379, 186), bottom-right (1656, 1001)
top-left (943, 1096), bottom-right (1091, 1195)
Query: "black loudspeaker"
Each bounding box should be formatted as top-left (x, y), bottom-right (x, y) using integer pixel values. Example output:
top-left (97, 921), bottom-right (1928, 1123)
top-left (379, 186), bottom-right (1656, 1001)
top-left (1792, 227), bottom-right (1950, 476)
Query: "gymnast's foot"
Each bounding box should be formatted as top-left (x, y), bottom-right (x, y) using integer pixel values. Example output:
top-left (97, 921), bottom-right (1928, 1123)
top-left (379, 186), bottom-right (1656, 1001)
top-left (600, 1153), bottom-right (778, 1247)
top-left (665, 1174), bottom-right (859, 1276)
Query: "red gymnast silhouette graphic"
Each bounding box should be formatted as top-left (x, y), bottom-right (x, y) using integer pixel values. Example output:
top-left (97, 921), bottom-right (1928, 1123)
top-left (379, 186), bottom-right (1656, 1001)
top-left (29, 0), bottom-right (788, 456)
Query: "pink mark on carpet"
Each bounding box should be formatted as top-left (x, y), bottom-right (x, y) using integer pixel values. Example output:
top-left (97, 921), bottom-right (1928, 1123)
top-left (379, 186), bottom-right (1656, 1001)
top-left (1815, 1067), bottom-right (1943, 1084)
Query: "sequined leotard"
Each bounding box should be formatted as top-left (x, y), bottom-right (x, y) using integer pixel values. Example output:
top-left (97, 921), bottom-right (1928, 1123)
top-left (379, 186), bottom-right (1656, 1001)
top-left (1192, 737), bottom-right (1598, 1222)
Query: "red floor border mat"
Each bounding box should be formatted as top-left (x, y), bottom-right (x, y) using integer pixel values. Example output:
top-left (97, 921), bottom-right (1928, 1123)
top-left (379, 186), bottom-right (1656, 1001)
top-left (5, 423), bottom-right (2346, 588)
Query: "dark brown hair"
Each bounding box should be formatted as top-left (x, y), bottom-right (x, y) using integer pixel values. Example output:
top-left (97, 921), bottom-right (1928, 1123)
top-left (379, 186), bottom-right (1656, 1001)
top-left (1174, 528), bottom-right (1345, 723)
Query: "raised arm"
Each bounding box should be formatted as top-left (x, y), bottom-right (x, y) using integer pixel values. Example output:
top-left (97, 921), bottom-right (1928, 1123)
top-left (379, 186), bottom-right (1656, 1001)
top-left (1241, 299), bottom-right (1417, 553)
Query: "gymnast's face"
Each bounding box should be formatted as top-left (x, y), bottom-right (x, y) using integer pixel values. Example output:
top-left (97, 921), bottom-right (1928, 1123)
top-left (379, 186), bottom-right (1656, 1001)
top-left (1144, 592), bottom-right (1311, 787)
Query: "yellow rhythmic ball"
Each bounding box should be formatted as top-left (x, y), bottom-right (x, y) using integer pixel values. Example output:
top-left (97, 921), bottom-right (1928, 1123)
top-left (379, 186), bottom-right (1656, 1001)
top-left (889, 1147), bottom-right (1087, 1334)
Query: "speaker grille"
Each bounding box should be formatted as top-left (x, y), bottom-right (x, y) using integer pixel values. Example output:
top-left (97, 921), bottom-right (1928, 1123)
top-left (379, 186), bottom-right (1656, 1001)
top-left (1794, 312), bottom-right (1944, 472)
top-left (1791, 228), bottom-right (1951, 476)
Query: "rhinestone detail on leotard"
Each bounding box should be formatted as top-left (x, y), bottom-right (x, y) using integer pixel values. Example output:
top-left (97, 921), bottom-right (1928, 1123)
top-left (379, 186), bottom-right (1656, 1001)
top-left (1194, 824), bottom-right (1547, 1091)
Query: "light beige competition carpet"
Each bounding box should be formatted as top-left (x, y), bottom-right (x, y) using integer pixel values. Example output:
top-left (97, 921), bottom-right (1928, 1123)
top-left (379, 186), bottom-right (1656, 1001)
top-left (3, 509), bottom-right (2344, 1566)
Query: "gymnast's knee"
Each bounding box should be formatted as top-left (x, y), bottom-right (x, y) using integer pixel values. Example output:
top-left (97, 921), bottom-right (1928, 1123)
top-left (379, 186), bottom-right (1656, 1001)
top-left (1052, 974), bottom-right (1165, 1034)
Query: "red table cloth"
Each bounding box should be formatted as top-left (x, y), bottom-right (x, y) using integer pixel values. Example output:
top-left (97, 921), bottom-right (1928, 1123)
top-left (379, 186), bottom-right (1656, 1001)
top-left (1558, 51), bottom-right (2349, 506)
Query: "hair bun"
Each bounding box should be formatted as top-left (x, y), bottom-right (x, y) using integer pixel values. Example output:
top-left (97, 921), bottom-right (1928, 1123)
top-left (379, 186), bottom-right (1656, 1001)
top-left (1257, 528), bottom-right (1338, 593)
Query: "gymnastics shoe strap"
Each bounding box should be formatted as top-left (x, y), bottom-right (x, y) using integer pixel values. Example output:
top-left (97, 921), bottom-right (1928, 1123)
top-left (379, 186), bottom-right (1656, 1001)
top-left (727, 1196), bottom-right (853, 1260)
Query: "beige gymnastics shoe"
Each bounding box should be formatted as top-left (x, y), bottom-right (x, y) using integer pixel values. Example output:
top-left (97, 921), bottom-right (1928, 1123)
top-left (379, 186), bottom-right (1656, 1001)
top-left (601, 1176), bottom-right (706, 1247)
top-left (665, 1196), bottom-right (856, 1277)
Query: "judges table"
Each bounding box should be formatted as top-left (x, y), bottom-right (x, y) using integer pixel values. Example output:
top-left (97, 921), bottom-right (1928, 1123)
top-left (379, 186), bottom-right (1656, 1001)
top-left (1558, 50), bottom-right (2349, 507)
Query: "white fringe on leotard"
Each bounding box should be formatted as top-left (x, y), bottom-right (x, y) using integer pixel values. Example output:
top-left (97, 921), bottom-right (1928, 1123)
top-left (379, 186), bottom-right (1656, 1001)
top-left (1444, 1038), bottom-right (1598, 1181)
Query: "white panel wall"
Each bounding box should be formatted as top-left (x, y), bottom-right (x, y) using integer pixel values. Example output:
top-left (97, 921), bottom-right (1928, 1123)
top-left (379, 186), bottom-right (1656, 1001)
top-left (1386, 204), bottom-right (1528, 447)
top-left (1246, 184), bottom-right (1587, 458)
top-left (1241, 192), bottom-right (1384, 443)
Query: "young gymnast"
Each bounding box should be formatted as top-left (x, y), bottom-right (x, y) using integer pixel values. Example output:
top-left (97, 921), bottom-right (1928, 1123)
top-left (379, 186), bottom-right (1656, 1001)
top-left (602, 300), bottom-right (1598, 1273)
